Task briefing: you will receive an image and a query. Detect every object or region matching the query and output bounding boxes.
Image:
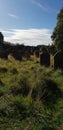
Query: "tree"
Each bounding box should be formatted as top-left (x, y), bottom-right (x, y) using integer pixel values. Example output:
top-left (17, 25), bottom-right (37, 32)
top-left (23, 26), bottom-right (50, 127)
top-left (48, 44), bottom-right (57, 55)
top-left (51, 7), bottom-right (63, 50)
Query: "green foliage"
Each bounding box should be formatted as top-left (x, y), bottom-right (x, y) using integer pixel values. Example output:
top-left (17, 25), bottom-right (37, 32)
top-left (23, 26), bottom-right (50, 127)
top-left (48, 44), bottom-right (57, 55)
top-left (13, 95), bottom-right (33, 119)
top-left (51, 7), bottom-right (63, 50)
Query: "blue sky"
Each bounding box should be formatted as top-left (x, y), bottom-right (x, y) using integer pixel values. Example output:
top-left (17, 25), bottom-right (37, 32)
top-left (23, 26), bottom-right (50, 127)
top-left (0, 0), bottom-right (63, 46)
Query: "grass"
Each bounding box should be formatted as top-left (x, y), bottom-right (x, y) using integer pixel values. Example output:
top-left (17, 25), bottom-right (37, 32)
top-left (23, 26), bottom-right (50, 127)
top-left (0, 58), bottom-right (63, 130)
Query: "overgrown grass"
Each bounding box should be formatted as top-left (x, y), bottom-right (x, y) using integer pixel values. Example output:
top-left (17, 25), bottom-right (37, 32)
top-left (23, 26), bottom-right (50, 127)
top-left (0, 58), bottom-right (63, 130)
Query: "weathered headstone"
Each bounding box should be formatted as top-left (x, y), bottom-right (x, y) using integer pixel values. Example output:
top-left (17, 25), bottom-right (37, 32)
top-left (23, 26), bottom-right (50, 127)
top-left (40, 51), bottom-right (50, 67)
top-left (54, 50), bottom-right (63, 70)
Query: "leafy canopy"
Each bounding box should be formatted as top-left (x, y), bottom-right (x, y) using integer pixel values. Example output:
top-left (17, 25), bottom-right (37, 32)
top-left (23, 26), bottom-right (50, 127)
top-left (51, 7), bottom-right (63, 50)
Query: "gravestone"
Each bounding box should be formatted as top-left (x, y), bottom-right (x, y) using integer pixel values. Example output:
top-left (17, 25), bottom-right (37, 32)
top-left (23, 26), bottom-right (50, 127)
top-left (40, 51), bottom-right (50, 67)
top-left (54, 50), bottom-right (63, 70)
top-left (12, 51), bottom-right (22, 61)
top-left (34, 50), bottom-right (39, 57)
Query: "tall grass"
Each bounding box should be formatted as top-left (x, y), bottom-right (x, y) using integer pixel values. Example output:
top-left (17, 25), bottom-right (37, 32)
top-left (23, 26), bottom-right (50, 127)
top-left (0, 58), bottom-right (63, 130)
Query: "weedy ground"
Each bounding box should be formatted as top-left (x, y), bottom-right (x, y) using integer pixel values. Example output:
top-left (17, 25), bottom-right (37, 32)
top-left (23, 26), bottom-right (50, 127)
top-left (0, 57), bottom-right (63, 130)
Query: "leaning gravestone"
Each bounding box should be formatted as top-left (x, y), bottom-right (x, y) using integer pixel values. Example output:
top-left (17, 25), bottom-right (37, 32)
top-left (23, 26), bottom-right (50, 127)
top-left (40, 51), bottom-right (50, 67)
top-left (54, 50), bottom-right (63, 70)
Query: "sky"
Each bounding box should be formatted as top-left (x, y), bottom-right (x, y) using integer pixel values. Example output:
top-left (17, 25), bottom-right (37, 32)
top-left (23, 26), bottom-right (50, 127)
top-left (0, 0), bottom-right (63, 46)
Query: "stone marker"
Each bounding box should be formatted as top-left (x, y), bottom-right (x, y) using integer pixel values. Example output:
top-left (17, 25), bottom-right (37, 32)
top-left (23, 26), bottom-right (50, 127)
top-left (40, 51), bottom-right (50, 67)
top-left (54, 50), bottom-right (63, 70)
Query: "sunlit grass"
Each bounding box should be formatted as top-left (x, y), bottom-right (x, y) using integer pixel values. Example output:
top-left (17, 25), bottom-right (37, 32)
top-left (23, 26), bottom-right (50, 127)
top-left (0, 58), bottom-right (63, 130)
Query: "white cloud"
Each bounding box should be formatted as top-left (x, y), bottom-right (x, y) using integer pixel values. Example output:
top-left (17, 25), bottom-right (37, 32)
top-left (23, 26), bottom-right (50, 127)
top-left (2, 28), bottom-right (52, 46)
top-left (31, 0), bottom-right (57, 13)
top-left (32, 0), bottom-right (47, 12)
top-left (8, 13), bottom-right (19, 19)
